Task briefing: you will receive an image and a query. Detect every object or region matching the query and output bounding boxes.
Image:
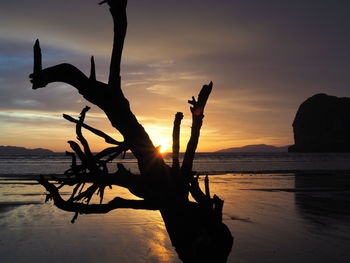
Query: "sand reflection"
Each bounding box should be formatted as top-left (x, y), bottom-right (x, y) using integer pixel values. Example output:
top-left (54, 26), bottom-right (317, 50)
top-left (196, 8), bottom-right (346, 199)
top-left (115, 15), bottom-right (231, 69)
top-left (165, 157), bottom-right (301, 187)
top-left (146, 226), bottom-right (176, 262)
top-left (294, 173), bottom-right (350, 233)
top-left (2, 174), bottom-right (350, 262)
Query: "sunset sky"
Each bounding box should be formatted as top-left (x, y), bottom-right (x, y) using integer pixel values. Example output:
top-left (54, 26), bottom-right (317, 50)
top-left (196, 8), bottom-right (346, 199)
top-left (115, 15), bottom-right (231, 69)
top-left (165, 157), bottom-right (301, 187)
top-left (0, 0), bottom-right (349, 152)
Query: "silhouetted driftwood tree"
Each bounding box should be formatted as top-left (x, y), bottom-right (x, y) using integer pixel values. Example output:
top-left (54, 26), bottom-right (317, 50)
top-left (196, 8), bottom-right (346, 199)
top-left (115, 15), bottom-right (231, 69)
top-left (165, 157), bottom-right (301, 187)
top-left (30, 1), bottom-right (233, 262)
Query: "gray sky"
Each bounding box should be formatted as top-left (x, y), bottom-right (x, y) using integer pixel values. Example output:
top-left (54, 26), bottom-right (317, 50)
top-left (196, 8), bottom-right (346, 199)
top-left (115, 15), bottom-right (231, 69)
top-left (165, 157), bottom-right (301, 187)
top-left (0, 0), bottom-right (349, 151)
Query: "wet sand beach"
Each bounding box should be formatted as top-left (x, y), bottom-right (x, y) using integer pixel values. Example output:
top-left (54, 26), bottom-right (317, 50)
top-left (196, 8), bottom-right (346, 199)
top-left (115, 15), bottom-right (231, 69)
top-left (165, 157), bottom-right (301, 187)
top-left (1, 173), bottom-right (350, 262)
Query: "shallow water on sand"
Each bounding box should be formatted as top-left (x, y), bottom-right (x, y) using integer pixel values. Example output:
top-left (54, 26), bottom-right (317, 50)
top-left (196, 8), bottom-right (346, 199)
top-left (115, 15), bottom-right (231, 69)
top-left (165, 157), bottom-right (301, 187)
top-left (1, 174), bottom-right (350, 263)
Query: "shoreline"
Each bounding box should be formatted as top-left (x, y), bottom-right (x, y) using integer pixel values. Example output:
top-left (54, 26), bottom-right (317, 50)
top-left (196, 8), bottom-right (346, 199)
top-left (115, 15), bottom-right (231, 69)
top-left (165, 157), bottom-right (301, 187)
top-left (1, 170), bottom-right (350, 179)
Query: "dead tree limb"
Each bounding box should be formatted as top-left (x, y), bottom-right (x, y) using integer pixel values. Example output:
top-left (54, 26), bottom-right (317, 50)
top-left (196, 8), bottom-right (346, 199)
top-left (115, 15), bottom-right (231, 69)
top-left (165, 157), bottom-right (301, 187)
top-left (181, 82), bottom-right (213, 199)
top-left (107, 0), bottom-right (128, 87)
top-left (63, 114), bottom-right (122, 145)
top-left (32, 39), bottom-right (42, 89)
top-left (31, 1), bottom-right (232, 262)
top-left (90, 56), bottom-right (96, 81)
top-left (181, 82), bottom-right (212, 174)
top-left (172, 112), bottom-right (183, 170)
top-left (76, 106), bottom-right (93, 158)
top-left (39, 176), bottom-right (158, 214)
top-left (30, 39), bottom-right (168, 190)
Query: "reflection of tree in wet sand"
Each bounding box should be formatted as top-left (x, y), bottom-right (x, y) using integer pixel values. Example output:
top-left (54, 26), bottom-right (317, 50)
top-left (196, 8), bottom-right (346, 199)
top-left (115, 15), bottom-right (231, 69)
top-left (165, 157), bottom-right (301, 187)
top-left (294, 173), bottom-right (350, 229)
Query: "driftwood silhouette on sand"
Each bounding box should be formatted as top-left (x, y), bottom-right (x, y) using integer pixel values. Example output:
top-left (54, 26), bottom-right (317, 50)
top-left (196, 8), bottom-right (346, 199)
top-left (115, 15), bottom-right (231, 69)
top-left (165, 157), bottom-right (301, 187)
top-left (29, 1), bottom-right (233, 262)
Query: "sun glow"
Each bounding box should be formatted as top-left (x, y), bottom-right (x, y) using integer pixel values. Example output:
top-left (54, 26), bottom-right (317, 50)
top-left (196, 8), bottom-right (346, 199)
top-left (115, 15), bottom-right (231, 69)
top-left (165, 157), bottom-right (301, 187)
top-left (155, 137), bottom-right (172, 153)
top-left (145, 125), bottom-right (173, 154)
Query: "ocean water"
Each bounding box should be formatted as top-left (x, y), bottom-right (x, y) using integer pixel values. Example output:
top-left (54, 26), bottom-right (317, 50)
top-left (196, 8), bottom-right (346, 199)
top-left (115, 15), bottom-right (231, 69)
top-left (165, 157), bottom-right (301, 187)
top-left (1, 152), bottom-right (350, 176)
top-left (1, 153), bottom-right (350, 262)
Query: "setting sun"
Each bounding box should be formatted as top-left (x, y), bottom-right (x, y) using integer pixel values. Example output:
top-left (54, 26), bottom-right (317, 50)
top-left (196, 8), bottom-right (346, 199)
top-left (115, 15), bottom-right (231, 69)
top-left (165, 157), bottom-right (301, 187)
top-left (145, 125), bottom-right (173, 153)
top-left (154, 137), bottom-right (172, 153)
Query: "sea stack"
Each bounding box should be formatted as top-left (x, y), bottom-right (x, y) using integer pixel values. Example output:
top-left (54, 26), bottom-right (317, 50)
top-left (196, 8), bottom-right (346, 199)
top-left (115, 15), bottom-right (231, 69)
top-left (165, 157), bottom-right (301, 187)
top-left (289, 94), bottom-right (350, 152)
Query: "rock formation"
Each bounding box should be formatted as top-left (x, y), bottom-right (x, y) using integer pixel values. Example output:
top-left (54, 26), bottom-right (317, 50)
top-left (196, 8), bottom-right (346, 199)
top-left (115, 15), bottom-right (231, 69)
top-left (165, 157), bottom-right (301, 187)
top-left (289, 93), bottom-right (350, 152)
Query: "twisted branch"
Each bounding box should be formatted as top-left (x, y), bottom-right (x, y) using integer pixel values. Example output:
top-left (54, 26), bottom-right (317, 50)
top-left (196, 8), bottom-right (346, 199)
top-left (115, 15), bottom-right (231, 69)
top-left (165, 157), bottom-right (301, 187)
top-left (181, 82), bottom-right (213, 177)
top-left (40, 176), bottom-right (158, 214)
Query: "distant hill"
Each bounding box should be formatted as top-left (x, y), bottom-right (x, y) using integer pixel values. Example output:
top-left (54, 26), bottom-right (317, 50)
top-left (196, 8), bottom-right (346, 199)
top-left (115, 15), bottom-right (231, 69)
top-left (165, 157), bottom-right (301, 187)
top-left (0, 146), bottom-right (55, 155)
top-left (216, 144), bottom-right (289, 153)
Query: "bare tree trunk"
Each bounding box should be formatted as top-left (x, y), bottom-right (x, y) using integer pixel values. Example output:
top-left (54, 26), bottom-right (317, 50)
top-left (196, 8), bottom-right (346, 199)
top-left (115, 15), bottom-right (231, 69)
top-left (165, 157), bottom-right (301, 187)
top-left (30, 1), bottom-right (233, 262)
